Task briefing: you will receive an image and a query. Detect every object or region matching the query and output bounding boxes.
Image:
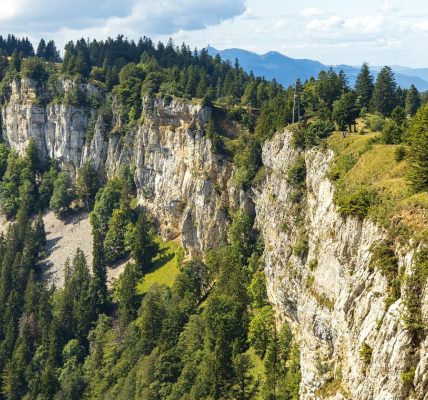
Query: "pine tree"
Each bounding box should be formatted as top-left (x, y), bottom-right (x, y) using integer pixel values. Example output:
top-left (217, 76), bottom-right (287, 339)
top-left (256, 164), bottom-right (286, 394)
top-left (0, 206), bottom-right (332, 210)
top-left (24, 139), bottom-right (42, 174)
top-left (116, 263), bottom-right (139, 327)
top-left (33, 213), bottom-right (46, 257)
top-left (396, 87), bottom-right (407, 108)
top-left (91, 229), bottom-right (108, 312)
top-left (76, 162), bottom-right (98, 210)
top-left (355, 62), bottom-right (374, 110)
top-left (125, 210), bottom-right (158, 271)
top-left (405, 84), bottom-right (421, 116)
top-left (230, 353), bottom-right (258, 400)
top-left (263, 331), bottom-right (280, 399)
top-left (407, 103), bottom-right (428, 192)
top-left (50, 172), bottom-right (74, 216)
top-left (70, 249), bottom-right (93, 342)
top-left (316, 69), bottom-right (345, 109)
top-left (332, 91), bottom-right (359, 132)
top-left (8, 49), bottom-right (21, 73)
top-left (104, 207), bottom-right (130, 263)
top-left (372, 66), bottom-right (397, 116)
top-left (44, 40), bottom-right (61, 63)
top-left (36, 39), bottom-right (46, 58)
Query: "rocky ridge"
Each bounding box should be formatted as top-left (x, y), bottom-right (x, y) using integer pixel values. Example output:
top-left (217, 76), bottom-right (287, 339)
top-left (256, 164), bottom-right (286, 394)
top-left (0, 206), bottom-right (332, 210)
top-left (1, 78), bottom-right (427, 399)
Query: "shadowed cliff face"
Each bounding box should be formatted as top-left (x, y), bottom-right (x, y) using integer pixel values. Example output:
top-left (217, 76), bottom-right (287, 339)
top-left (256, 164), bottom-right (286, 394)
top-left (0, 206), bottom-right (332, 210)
top-left (2, 78), bottom-right (427, 399)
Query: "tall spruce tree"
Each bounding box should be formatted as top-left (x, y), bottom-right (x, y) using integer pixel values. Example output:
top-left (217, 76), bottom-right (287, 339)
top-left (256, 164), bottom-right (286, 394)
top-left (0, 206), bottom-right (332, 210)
top-left (355, 62), bottom-right (374, 111)
top-left (405, 84), bottom-right (421, 116)
top-left (407, 103), bottom-right (428, 192)
top-left (36, 39), bottom-right (46, 58)
top-left (372, 66), bottom-right (397, 116)
top-left (91, 229), bottom-right (108, 312)
top-left (44, 40), bottom-right (61, 63)
top-left (125, 210), bottom-right (158, 271)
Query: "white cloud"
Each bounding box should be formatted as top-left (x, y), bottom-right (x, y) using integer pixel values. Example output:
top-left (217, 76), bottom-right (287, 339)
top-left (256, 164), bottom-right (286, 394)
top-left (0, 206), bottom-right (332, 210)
top-left (381, 0), bottom-right (400, 12)
top-left (300, 7), bottom-right (322, 17)
top-left (414, 20), bottom-right (428, 32)
top-left (0, 0), bottom-right (23, 21)
top-left (306, 16), bottom-right (343, 31)
top-left (0, 0), bottom-right (136, 30)
top-left (0, 0), bottom-right (246, 34)
top-left (306, 15), bottom-right (382, 35)
top-left (120, 0), bottom-right (246, 34)
top-left (276, 20), bottom-right (287, 29)
top-left (343, 16), bottom-right (383, 33)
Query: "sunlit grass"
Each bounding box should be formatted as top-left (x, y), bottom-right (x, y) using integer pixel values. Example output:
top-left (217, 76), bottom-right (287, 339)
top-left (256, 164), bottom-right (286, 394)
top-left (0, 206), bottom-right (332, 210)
top-left (245, 347), bottom-right (265, 378)
top-left (137, 238), bottom-right (181, 294)
top-left (327, 126), bottom-right (427, 239)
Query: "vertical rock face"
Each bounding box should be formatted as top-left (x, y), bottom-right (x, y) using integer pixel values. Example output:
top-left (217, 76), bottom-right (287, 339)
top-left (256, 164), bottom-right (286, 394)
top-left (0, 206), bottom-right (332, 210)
top-left (255, 130), bottom-right (428, 400)
top-left (2, 78), bottom-right (427, 399)
top-left (2, 78), bottom-right (93, 173)
top-left (1, 78), bottom-right (248, 256)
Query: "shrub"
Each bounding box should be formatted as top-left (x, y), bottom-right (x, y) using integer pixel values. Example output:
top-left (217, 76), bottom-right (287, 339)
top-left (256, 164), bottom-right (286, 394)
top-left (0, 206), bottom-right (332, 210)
top-left (360, 342), bottom-right (372, 368)
top-left (64, 84), bottom-right (87, 107)
top-left (365, 113), bottom-right (385, 132)
top-left (402, 248), bottom-right (428, 334)
top-left (309, 259), bottom-right (318, 271)
top-left (21, 57), bottom-right (49, 83)
top-left (293, 234), bottom-right (309, 259)
top-left (291, 126), bottom-right (306, 149)
top-left (370, 241), bottom-right (398, 281)
top-left (287, 156), bottom-right (306, 188)
top-left (305, 119), bottom-right (335, 147)
top-left (400, 367), bottom-right (415, 385)
top-left (382, 120), bottom-right (404, 144)
top-left (334, 186), bottom-right (379, 218)
top-left (292, 119), bottom-right (334, 149)
top-left (328, 154), bottom-right (356, 181)
top-left (394, 146), bottom-right (407, 162)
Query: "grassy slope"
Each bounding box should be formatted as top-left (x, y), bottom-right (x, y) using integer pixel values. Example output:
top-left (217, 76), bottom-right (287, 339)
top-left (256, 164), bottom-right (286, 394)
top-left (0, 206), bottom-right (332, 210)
top-left (136, 238), bottom-right (181, 294)
top-left (327, 121), bottom-right (428, 241)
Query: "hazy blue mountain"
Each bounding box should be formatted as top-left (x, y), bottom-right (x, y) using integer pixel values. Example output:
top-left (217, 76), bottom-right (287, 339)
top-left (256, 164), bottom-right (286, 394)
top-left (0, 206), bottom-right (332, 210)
top-left (207, 47), bottom-right (428, 91)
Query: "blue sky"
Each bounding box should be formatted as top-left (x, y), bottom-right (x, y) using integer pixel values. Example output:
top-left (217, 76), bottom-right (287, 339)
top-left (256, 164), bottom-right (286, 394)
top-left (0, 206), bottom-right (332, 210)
top-left (1, 0), bottom-right (428, 67)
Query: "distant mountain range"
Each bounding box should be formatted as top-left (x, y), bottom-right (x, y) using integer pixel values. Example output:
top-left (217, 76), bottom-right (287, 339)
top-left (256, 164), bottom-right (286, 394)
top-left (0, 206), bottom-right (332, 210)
top-left (207, 47), bottom-right (428, 91)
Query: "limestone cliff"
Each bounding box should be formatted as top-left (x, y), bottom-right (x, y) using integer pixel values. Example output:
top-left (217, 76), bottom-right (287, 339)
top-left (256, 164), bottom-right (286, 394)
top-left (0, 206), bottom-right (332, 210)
top-left (255, 130), bottom-right (428, 399)
top-left (1, 78), bottom-right (249, 256)
top-left (1, 77), bottom-right (427, 399)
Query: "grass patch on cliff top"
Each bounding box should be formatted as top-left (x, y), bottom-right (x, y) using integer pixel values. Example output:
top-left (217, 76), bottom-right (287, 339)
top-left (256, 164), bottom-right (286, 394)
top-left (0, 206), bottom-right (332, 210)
top-left (327, 129), bottom-right (428, 241)
top-left (137, 238), bottom-right (181, 294)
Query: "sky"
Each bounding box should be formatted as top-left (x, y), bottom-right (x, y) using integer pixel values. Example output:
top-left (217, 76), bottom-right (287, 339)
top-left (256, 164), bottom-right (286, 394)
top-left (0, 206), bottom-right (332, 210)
top-left (1, 0), bottom-right (428, 67)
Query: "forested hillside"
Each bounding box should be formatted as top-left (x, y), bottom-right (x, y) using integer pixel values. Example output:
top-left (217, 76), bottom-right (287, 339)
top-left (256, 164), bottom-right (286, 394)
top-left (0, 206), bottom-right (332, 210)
top-left (0, 35), bottom-right (427, 399)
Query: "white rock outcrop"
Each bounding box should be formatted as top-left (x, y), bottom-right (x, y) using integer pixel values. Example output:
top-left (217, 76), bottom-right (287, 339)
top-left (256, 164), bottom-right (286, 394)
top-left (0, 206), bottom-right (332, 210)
top-left (255, 130), bottom-right (427, 399)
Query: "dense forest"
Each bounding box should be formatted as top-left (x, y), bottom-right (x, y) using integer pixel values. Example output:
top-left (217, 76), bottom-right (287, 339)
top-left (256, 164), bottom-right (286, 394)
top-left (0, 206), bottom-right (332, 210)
top-left (0, 34), bottom-right (427, 399)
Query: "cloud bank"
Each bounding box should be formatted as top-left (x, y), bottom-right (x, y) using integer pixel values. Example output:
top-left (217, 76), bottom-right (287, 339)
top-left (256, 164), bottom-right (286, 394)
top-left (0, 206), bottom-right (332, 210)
top-left (0, 0), bottom-right (246, 34)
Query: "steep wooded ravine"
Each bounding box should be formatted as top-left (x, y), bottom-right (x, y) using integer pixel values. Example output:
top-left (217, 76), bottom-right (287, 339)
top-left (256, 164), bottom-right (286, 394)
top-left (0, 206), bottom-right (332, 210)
top-left (1, 77), bottom-right (427, 399)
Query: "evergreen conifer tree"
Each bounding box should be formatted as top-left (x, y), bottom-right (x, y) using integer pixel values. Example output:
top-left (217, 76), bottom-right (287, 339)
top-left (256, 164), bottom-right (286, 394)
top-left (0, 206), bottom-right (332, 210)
top-left (372, 66), bottom-right (397, 116)
top-left (405, 84), bottom-right (421, 116)
top-left (355, 62), bottom-right (374, 110)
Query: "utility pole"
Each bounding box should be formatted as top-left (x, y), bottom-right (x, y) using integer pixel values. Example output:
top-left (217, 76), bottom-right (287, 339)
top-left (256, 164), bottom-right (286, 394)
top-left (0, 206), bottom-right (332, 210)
top-left (292, 79), bottom-right (301, 124)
